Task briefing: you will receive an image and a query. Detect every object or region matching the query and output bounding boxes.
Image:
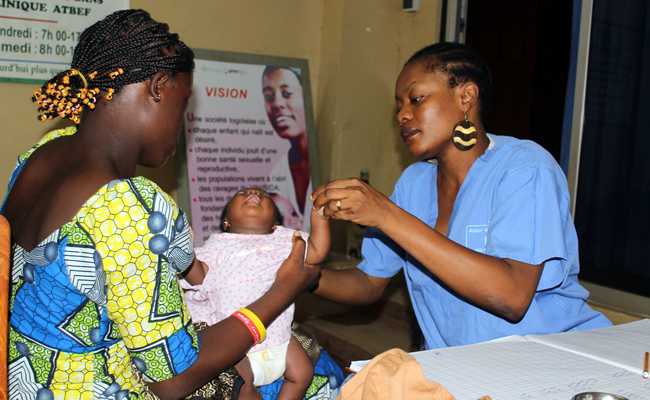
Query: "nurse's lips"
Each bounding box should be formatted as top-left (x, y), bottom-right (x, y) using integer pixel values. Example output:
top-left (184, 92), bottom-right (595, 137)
top-left (401, 128), bottom-right (419, 141)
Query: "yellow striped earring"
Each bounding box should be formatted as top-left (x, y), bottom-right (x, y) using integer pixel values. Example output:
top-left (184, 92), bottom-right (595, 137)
top-left (452, 109), bottom-right (478, 151)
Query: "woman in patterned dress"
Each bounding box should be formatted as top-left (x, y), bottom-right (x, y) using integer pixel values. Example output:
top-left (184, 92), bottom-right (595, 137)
top-left (1, 9), bottom-right (320, 400)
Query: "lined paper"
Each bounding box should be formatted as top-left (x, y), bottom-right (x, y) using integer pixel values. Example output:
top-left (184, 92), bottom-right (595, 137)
top-left (413, 338), bottom-right (649, 400)
top-left (525, 319), bottom-right (650, 375)
top-left (350, 320), bottom-right (650, 400)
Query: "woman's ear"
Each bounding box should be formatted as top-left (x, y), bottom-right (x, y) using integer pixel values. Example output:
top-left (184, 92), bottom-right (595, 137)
top-left (459, 81), bottom-right (479, 112)
top-left (148, 70), bottom-right (171, 102)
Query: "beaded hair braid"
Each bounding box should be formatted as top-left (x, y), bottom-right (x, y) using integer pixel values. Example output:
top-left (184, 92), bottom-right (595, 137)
top-left (32, 9), bottom-right (194, 124)
top-left (406, 42), bottom-right (492, 122)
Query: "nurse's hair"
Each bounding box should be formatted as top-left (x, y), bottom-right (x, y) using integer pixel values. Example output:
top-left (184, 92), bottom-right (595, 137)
top-left (32, 9), bottom-right (194, 124)
top-left (406, 42), bottom-right (492, 122)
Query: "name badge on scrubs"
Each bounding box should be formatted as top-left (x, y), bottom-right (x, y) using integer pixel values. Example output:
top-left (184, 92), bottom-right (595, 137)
top-left (465, 225), bottom-right (488, 253)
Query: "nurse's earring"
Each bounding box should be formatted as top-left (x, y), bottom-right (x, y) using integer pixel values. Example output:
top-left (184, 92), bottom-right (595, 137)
top-left (452, 109), bottom-right (478, 151)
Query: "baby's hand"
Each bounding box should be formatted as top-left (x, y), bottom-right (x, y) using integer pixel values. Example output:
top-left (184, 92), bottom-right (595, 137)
top-left (312, 204), bottom-right (326, 218)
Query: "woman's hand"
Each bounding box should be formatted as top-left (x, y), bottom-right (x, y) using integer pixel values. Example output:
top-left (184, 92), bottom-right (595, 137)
top-left (272, 232), bottom-right (322, 298)
top-left (310, 178), bottom-right (396, 230)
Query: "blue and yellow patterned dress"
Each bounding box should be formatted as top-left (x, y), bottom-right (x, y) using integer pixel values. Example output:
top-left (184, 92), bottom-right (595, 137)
top-left (3, 126), bottom-right (198, 399)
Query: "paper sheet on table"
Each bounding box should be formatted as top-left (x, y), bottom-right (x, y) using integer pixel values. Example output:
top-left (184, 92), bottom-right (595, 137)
top-left (348, 320), bottom-right (650, 400)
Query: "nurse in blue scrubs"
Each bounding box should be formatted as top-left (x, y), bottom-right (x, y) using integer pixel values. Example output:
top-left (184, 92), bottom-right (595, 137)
top-left (310, 42), bottom-right (611, 350)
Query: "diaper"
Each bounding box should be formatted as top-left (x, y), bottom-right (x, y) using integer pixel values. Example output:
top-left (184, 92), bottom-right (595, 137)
top-left (247, 340), bottom-right (290, 386)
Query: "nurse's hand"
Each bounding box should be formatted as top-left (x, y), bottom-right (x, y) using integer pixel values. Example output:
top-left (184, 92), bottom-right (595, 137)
top-left (310, 178), bottom-right (397, 230)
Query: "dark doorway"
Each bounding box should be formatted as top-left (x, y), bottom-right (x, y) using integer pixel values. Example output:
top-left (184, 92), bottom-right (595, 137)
top-left (572, 0), bottom-right (650, 298)
top-left (463, 0), bottom-right (573, 161)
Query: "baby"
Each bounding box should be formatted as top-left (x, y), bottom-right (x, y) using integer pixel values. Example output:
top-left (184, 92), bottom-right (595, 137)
top-left (181, 188), bottom-right (330, 399)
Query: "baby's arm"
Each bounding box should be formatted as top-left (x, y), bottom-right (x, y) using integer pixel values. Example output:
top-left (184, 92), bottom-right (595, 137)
top-left (182, 256), bottom-right (208, 286)
top-left (305, 205), bottom-right (331, 264)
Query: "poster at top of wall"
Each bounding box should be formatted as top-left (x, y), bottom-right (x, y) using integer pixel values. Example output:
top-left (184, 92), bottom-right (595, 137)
top-left (185, 58), bottom-right (315, 247)
top-left (0, 0), bottom-right (130, 83)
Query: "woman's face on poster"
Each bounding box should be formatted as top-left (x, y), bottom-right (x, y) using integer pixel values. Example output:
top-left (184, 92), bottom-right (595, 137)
top-left (263, 68), bottom-right (306, 140)
top-left (271, 193), bottom-right (302, 229)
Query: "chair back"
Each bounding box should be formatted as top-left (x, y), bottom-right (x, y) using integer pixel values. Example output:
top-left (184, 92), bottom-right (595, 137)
top-left (0, 215), bottom-right (10, 400)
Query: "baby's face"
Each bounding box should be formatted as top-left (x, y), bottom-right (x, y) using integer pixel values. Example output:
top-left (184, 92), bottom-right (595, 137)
top-left (226, 188), bottom-right (277, 230)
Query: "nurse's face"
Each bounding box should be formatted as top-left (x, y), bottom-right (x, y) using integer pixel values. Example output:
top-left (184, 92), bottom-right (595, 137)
top-left (263, 68), bottom-right (306, 140)
top-left (395, 61), bottom-right (464, 160)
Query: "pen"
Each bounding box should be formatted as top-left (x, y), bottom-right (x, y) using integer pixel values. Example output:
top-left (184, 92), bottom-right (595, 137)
top-left (643, 351), bottom-right (649, 379)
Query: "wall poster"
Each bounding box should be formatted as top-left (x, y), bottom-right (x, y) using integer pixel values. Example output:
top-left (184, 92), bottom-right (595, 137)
top-left (177, 49), bottom-right (320, 247)
top-left (0, 0), bottom-right (129, 84)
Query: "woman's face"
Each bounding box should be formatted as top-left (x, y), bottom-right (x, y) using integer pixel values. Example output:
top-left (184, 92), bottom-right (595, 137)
top-left (226, 188), bottom-right (277, 230)
top-left (262, 68), bottom-right (306, 140)
top-left (140, 72), bottom-right (193, 168)
top-left (395, 61), bottom-right (463, 160)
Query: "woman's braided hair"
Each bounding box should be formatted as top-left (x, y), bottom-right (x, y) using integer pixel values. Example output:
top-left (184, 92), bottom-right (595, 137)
top-left (406, 42), bottom-right (492, 123)
top-left (32, 9), bottom-right (194, 124)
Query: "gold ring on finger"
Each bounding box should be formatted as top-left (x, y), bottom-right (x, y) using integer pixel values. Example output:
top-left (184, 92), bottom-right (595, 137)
top-left (336, 200), bottom-right (342, 211)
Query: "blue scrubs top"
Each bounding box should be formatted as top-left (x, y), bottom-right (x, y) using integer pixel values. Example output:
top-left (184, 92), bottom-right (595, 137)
top-left (359, 134), bottom-right (611, 350)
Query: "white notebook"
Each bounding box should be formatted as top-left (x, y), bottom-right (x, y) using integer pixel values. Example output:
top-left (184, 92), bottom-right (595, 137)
top-left (350, 319), bottom-right (650, 400)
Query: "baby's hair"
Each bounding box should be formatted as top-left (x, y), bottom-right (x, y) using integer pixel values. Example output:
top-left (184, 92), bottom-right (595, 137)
top-left (405, 42), bottom-right (492, 122)
top-left (220, 191), bottom-right (284, 232)
top-left (32, 9), bottom-right (194, 124)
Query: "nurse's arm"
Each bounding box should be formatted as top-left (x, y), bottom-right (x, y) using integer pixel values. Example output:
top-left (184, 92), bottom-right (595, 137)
top-left (377, 203), bottom-right (543, 323)
top-left (313, 267), bottom-right (392, 306)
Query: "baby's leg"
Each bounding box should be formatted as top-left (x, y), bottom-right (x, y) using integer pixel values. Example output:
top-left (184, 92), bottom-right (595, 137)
top-left (235, 356), bottom-right (263, 400)
top-left (278, 337), bottom-right (314, 400)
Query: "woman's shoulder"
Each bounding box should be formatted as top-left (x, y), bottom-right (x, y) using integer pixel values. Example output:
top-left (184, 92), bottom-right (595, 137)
top-left (82, 176), bottom-right (181, 219)
top-left (488, 134), bottom-right (558, 168)
top-left (16, 126), bottom-right (77, 166)
top-left (79, 176), bottom-right (191, 259)
top-left (485, 134), bottom-right (569, 189)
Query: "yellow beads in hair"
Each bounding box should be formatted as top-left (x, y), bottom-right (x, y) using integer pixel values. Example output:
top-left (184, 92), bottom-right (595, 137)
top-left (33, 69), bottom-right (103, 124)
top-left (109, 68), bottom-right (124, 79)
top-left (33, 67), bottom-right (125, 123)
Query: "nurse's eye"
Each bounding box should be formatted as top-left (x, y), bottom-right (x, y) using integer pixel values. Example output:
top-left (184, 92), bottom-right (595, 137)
top-left (410, 96), bottom-right (423, 104)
